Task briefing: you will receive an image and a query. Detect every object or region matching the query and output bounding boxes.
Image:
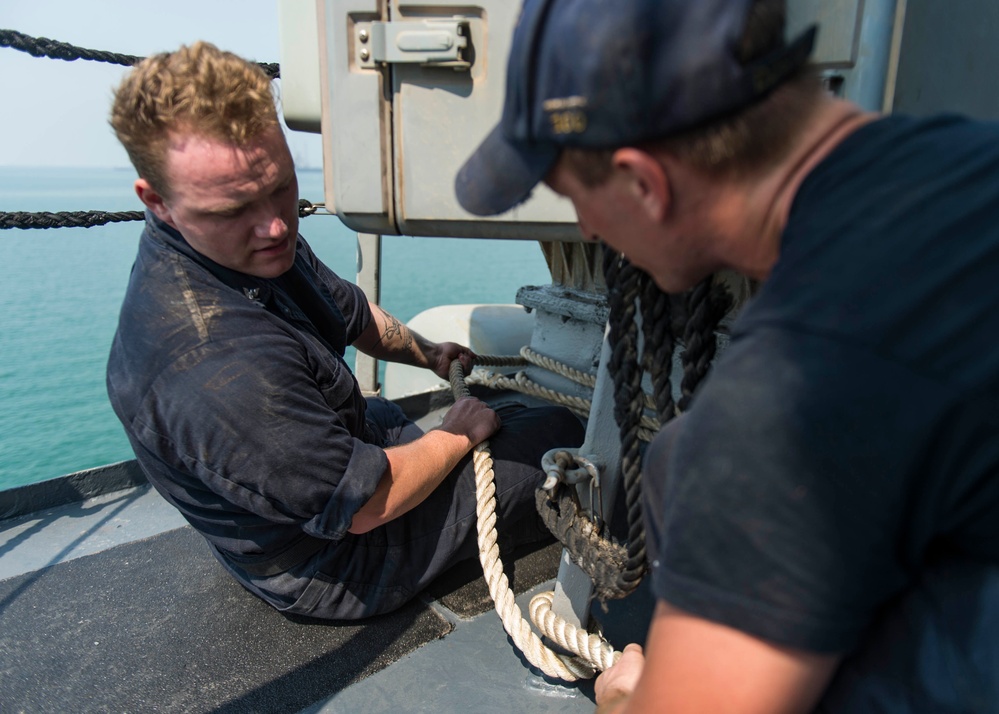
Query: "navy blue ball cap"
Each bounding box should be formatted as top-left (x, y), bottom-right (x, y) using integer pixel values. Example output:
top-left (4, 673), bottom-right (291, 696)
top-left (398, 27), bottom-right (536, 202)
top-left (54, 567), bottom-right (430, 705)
top-left (456, 0), bottom-right (816, 216)
top-left (455, 124), bottom-right (560, 217)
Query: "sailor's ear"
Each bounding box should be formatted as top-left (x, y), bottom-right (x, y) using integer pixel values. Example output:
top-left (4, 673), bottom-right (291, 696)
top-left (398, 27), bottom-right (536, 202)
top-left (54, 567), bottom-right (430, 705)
top-left (611, 148), bottom-right (670, 223)
top-left (134, 179), bottom-right (175, 227)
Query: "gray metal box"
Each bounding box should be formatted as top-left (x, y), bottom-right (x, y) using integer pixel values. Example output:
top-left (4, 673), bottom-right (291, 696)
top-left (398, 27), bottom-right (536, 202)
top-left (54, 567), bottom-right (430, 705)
top-left (280, 0), bottom-right (999, 238)
top-left (280, 0), bottom-right (578, 239)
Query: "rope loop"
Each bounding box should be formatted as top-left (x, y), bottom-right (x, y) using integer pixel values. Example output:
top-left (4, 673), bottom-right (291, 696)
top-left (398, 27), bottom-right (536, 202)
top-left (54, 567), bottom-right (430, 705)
top-left (529, 591), bottom-right (620, 673)
top-left (603, 253), bottom-right (650, 596)
top-left (298, 199), bottom-right (318, 217)
top-left (540, 448), bottom-right (601, 491)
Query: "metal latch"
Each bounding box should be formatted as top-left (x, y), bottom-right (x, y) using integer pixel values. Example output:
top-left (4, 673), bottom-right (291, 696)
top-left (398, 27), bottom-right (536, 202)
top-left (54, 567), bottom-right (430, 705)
top-left (356, 20), bottom-right (470, 70)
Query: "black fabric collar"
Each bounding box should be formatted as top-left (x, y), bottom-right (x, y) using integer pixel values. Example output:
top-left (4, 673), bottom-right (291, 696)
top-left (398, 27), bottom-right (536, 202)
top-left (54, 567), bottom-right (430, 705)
top-left (143, 211), bottom-right (349, 356)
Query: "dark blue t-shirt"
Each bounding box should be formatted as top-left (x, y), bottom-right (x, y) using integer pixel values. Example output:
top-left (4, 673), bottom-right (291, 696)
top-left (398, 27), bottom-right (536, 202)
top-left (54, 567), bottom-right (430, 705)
top-left (648, 115), bottom-right (999, 653)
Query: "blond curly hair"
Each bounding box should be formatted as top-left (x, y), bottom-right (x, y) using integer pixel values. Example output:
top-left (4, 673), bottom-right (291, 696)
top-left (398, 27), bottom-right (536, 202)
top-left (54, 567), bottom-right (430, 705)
top-left (110, 41), bottom-right (279, 196)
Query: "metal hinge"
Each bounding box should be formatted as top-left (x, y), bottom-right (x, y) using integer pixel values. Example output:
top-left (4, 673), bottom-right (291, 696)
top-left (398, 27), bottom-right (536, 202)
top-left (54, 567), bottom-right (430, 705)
top-left (355, 20), bottom-right (470, 70)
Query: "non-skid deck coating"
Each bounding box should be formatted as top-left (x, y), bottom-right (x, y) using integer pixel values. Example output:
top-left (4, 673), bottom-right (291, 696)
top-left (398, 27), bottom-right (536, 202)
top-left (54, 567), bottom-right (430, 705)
top-left (427, 538), bottom-right (564, 618)
top-left (0, 525), bottom-right (573, 713)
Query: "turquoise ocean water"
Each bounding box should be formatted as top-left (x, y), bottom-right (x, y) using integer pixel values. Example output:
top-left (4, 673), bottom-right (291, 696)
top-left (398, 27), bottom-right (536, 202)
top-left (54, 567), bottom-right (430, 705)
top-left (0, 166), bottom-right (553, 490)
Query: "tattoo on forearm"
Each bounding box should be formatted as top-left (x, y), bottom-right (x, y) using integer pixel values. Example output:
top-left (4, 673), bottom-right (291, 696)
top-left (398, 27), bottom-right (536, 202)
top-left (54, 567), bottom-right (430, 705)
top-left (380, 308), bottom-right (414, 352)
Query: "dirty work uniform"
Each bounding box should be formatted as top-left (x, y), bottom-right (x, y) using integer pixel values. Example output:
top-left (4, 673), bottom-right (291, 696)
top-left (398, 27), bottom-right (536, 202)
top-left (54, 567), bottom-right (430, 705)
top-left (644, 115), bottom-right (999, 710)
top-left (107, 215), bottom-right (583, 619)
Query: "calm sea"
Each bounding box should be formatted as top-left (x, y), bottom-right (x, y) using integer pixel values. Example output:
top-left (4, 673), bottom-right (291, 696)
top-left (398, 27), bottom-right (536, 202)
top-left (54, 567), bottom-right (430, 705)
top-left (0, 166), bottom-right (553, 490)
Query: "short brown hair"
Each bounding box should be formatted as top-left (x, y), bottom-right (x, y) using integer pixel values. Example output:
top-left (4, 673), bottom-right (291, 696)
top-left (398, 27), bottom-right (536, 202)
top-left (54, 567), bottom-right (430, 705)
top-left (110, 41), bottom-right (279, 196)
top-left (562, 0), bottom-right (823, 185)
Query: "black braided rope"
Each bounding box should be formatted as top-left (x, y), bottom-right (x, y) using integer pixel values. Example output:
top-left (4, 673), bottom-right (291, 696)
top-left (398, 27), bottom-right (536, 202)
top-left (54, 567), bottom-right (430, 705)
top-left (0, 210), bottom-right (144, 230)
top-left (0, 29), bottom-right (280, 78)
top-left (535, 250), bottom-right (682, 602)
top-left (257, 62), bottom-right (281, 79)
top-left (2, 200), bottom-right (321, 230)
top-left (640, 272), bottom-right (676, 423)
top-left (449, 359), bottom-right (470, 399)
top-left (0, 29), bottom-right (141, 66)
top-left (678, 277), bottom-right (732, 412)
top-left (534, 249), bottom-right (734, 602)
top-left (603, 251), bottom-right (648, 596)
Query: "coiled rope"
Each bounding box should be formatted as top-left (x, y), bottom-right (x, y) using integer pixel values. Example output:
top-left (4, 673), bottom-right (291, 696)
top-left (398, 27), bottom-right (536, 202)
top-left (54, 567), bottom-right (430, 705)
top-left (450, 357), bottom-right (621, 680)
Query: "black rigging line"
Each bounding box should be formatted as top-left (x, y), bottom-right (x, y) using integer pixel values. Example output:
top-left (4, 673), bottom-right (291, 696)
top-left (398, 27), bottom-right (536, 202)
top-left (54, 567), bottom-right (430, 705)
top-left (0, 211), bottom-right (145, 230)
top-left (0, 29), bottom-right (290, 232)
top-left (1, 201), bottom-right (320, 230)
top-left (0, 29), bottom-right (280, 78)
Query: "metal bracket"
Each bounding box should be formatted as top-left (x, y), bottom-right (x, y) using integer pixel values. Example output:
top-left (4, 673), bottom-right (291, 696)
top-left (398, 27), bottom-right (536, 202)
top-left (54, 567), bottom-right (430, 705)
top-left (356, 20), bottom-right (470, 70)
top-left (541, 448), bottom-right (606, 529)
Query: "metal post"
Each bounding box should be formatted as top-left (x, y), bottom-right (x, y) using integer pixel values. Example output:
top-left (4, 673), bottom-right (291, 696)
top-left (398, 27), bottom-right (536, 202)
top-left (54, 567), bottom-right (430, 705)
top-left (355, 232), bottom-right (382, 396)
top-left (550, 325), bottom-right (623, 628)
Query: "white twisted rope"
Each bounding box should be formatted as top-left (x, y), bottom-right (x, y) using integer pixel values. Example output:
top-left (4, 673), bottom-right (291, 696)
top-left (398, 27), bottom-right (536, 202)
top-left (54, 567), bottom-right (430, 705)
top-left (467, 366), bottom-right (661, 441)
top-left (470, 444), bottom-right (596, 681)
top-left (521, 346), bottom-right (664, 416)
top-left (519, 346), bottom-right (597, 389)
top-left (456, 355), bottom-right (626, 680)
top-left (467, 369), bottom-right (593, 418)
top-left (528, 591), bottom-right (621, 672)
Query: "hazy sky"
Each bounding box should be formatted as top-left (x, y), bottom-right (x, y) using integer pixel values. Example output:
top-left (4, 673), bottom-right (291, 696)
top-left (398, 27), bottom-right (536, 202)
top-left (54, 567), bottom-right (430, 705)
top-left (0, 0), bottom-right (324, 168)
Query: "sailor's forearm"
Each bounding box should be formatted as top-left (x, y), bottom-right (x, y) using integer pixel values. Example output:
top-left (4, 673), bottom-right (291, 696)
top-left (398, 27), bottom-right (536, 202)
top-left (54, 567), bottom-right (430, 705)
top-left (347, 396), bottom-right (499, 534)
top-left (354, 301), bottom-right (434, 367)
top-left (347, 428), bottom-right (473, 534)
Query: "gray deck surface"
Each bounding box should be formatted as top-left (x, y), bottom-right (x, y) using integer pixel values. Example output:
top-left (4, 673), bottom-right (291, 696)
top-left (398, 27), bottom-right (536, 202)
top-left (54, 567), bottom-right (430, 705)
top-left (0, 484), bottom-right (633, 713)
top-left (0, 390), bottom-right (648, 714)
top-left (307, 581), bottom-right (599, 714)
top-left (0, 525), bottom-right (453, 713)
